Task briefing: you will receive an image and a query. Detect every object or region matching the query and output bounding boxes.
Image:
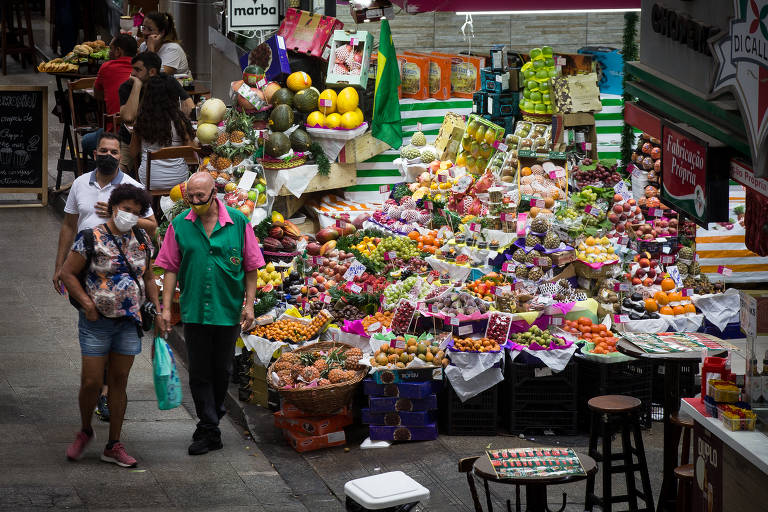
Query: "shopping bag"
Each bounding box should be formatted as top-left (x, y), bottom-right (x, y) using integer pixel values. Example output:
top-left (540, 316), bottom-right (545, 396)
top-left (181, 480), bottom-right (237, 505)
top-left (153, 336), bottom-right (182, 410)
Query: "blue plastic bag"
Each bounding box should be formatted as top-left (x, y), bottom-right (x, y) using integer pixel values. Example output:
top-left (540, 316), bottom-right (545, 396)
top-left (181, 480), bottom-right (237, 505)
top-left (153, 336), bottom-right (182, 410)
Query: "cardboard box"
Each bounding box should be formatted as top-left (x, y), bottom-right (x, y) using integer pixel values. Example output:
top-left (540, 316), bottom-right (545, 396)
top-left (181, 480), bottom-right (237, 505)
top-left (279, 401), bottom-right (351, 418)
top-left (325, 30), bottom-right (373, 88)
top-left (431, 52), bottom-right (486, 98)
top-left (368, 394), bottom-right (438, 412)
top-left (263, 35), bottom-right (291, 82)
top-left (740, 290), bottom-right (768, 335)
top-left (338, 132), bottom-right (390, 163)
top-left (363, 379), bottom-right (435, 399)
top-left (434, 112), bottom-right (466, 154)
top-left (362, 409), bottom-right (436, 426)
top-left (551, 73), bottom-right (603, 114)
top-left (274, 408), bottom-right (353, 435)
top-left (277, 9), bottom-right (343, 61)
top-left (283, 429), bottom-right (346, 452)
top-left (368, 423), bottom-right (438, 441)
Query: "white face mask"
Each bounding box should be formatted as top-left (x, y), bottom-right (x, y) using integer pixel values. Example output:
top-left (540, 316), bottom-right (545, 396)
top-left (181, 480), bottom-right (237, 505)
top-left (114, 209), bottom-right (139, 232)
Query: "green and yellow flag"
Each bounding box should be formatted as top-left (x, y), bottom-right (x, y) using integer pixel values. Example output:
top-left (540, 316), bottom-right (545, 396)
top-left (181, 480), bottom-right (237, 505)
top-left (372, 20), bottom-right (402, 149)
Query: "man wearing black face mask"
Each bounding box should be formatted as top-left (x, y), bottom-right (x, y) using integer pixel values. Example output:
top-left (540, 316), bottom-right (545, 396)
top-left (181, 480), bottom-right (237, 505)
top-left (54, 134), bottom-right (158, 294)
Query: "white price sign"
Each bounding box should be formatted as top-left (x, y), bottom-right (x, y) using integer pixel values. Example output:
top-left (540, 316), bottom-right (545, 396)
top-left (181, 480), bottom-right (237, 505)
top-left (228, 0), bottom-right (279, 31)
top-left (584, 204), bottom-right (601, 217)
top-left (458, 325), bottom-right (473, 335)
top-left (667, 265), bottom-right (683, 287)
top-left (450, 316), bottom-right (460, 326)
top-left (349, 283), bottom-right (362, 294)
top-left (343, 260), bottom-right (366, 281)
top-left (237, 170), bottom-right (257, 190)
top-left (614, 314), bottom-right (630, 323)
top-left (613, 180), bottom-right (631, 201)
top-left (740, 291), bottom-right (757, 337)
top-left (379, 184), bottom-right (390, 194)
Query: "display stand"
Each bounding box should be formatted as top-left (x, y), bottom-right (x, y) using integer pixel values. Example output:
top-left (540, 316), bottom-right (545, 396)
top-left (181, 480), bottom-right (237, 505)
top-left (268, 162), bottom-right (357, 217)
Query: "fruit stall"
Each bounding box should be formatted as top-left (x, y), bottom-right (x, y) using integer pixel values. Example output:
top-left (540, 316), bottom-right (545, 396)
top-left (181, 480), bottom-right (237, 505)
top-left (149, 9), bottom-right (755, 453)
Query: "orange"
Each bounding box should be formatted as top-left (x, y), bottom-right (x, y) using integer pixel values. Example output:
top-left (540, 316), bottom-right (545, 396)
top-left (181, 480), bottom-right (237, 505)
top-left (521, 166), bottom-right (532, 176)
top-left (577, 316), bottom-right (592, 326)
top-left (683, 303), bottom-right (696, 314)
top-left (660, 306), bottom-right (674, 315)
top-left (408, 231), bottom-right (420, 241)
top-left (672, 305), bottom-right (686, 315)
top-left (653, 291), bottom-right (669, 305)
top-left (644, 298), bottom-right (658, 312)
top-left (668, 291), bottom-right (683, 303)
top-left (661, 278), bottom-right (676, 291)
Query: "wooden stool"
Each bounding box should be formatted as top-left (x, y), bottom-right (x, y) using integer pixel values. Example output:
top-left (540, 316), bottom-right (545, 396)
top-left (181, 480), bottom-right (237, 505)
top-left (674, 463), bottom-right (694, 512)
top-left (584, 395), bottom-right (654, 512)
top-left (671, 412), bottom-right (694, 465)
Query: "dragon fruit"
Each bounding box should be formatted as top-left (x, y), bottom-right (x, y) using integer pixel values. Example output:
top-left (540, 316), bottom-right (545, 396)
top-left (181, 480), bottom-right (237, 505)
top-left (469, 201), bottom-right (483, 216)
top-left (333, 63), bottom-right (349, 75)
top-left (334, 44), bottom-right (352, 64)
top-left (462, 196), bottom-right (474, 216)
top-left (400, 196), bottom-right (416, 210)
top-left (388, 205), bottom-right (402, 220)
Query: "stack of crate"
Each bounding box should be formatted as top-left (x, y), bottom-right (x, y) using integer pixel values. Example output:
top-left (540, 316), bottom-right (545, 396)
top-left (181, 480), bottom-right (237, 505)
top-left (361, 369), bottom-right (439, 442)
top-left (275, 401), bottom-right (352, 453)
top-left (472, 59), bottom-right (520, 136)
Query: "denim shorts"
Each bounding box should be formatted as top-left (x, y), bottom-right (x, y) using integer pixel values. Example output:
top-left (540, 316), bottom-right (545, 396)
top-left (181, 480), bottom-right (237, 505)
top-left (78, 312), bottom-right (142, 357)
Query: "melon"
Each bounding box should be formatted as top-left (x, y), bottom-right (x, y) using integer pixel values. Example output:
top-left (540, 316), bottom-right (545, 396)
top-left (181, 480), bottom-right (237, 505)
top-left (263, 82), bottom-right (281, 103)
top-left (265, 132), bottom-right (291, 158)
top-left (269, 104), bottom-right (294, 132)
top-left (196, 122), bottom-right (219, 144)
top-left (336, 87), bottom-right (359, 114)
top-left (242, 65), bottom-right (265, 86)
top-left (294, 87), bottom-right (320, 113)
top-left (286, 71), bottom-right (312, 92)
top-left (290, 128), bottom-right (312, 152)
top-left (199, 98), bottom-right (226, 124)
top-left (270, 87), bottom-right (294, 107)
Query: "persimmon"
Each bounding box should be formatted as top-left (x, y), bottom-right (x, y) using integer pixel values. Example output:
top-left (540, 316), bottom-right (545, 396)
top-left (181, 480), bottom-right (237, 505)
top-left (644, 298), bottom-right (658, 312)
top-left (654, 291), bottom-right (669, 305)
top-left (661, 278), bottom-right (675, 291)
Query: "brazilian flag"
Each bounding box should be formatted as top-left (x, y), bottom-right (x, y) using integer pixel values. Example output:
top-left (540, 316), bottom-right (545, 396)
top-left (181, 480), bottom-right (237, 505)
top-left (372, 20), bottom-right (403, 150)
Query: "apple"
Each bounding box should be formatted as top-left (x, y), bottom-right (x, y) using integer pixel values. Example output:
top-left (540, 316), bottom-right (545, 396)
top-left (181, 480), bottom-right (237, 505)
top-left (616, 223), bottom-right (626, 233)
top-left (647, 268), bottom-right (657, 278)
top-left (643, 278), bottom-right (654, 287)
top-left (636, 268), bottom-right (647, 278)
top-left (530, 91), bottom-right (542, 103)
top-left (248, 190), bottom-right (258, 201)
top-left (632, 277), bottom-right (642, 285)
top-left (613, 204), bottom-right (623, 214)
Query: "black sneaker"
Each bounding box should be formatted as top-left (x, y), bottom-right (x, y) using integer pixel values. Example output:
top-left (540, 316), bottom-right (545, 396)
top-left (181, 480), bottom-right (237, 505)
top-left (188, 434), bottom-right (223, 456)
top-left (96, 395), bottom-right (110, 422)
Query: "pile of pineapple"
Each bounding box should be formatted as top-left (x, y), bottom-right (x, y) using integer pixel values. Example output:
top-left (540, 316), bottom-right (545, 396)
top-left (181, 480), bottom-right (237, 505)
top-left (272, 346), bottom-right (364, 389)
top-left (205, 110), bottom-right (259, 175)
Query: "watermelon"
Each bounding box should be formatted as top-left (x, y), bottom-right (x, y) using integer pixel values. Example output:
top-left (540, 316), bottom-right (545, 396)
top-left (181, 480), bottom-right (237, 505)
top-left (293, 87), bottom-right (320, 113)
top-left (270, 87), bottom-right (294, 107)
top-left (269, 104), bottom-right (294, 132)
top-left (265, 132), bottom-right (291, 157)
top-left (290, 128), bottom-right (312, 152)
top-left (243, 65), bottom-right (265, 86)
top-left (261, 283), bottom-right (274, 292)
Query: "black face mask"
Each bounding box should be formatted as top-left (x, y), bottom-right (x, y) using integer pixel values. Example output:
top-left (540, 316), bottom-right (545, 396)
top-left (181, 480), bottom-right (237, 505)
top-left (96, 154), bottom-right (119, 174)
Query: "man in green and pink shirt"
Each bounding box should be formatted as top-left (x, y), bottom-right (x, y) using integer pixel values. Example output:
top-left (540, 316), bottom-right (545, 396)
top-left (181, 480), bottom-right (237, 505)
top-left (156, 172), bottom-right (262, 455)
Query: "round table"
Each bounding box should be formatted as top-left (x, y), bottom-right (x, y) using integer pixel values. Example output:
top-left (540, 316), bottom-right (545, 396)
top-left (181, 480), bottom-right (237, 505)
top-left (473, 452), bottom-right (597, 512)
top-left (616, 339), bottom-right (727, 512)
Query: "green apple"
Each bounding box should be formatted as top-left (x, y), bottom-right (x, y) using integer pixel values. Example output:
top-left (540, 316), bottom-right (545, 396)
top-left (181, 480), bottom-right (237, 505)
top-left (255, 183), bottom-right (266, 193)
top-left (544, 57), bottom-right (555, 67)
top-left (542, 46), bottom-right (553, 57)
top-left (527, 80), bottom-right (538, 91)
top-left (542, 92), bottom-right (551, 104)
top-left (539, 81), bottom-right (550, 92)
top-left (524, 69), bottom-right (536, 79)
top-left (532, 59), bottom-right (544, 69)
top-left (523, 88), bottom-right (532, 99)
top-left (523, 100), bottom-right (535, 111)
top-left (535, 69), bottom-right (549, 80)
top-left (534, 103), bottom-right (547, 114)
top-left (530, 48), bottom-right (543, 60)
top-left (248, 190), bottom-right (258, 201)
top-left (530, 91), bottom-right (542, 103)
top-left (548, 69), bottom-right (559, 79)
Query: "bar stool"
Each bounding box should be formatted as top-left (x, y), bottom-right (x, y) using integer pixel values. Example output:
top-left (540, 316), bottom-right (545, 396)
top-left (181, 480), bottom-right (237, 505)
top-left (584, 395), bottom-right (654, 512)
top-left (674, 464), bottom-right (694, 512)
top-left (671, 412), bottom-right (694, 465)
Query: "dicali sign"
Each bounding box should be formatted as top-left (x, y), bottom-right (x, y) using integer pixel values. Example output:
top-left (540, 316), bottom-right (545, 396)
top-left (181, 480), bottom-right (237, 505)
top-left (660, 122), bottom-right (729, 226)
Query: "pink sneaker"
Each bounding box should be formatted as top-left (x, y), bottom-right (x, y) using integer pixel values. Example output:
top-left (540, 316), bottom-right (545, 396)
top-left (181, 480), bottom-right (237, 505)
top-left (100, 442), bottom-right (137, 468)
top-left (66, 430), bottom-right (94, 461)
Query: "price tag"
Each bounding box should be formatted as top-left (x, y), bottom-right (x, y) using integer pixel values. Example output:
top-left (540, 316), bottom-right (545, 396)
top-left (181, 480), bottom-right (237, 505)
top-left (493, 140), bottom-right (508, 152)
top-left (502, 261), bottom-right (513, 272)
top-left (256, 78), bottom-right (267, 88)
top-left (614, 314), bottom-right (630, 323)
top-left (668, 265), bottom-right (683, 287)
top-left (309, 256), bottom-right (322, 265)
top-left (335, 219), bottom-right (346, 229)
top-left (347, 283), bottom-right (362, 294)
top-left (531, 198), bottom-right (545, 208)
top-left (495, 285), bottom-right (511, 296)
top-left (549, 317), bottom-right (563, 326)
top-left (548, 168), bottom-right (565, 179)
top-left (430, 304), bottom-right (440, 313)
top-left (627, 164), bottom-right (643, 179)
top-left (717, 265), bottom-right (732, 276)
top-left (516, 213), bottom-right (528, 236)
top-left (662, 246), bottom-right (672, 254)
top-left (384, 251), bottom-right (397, 261)
top-left (322, 294), bottom-right (332, 304)
top-left (584, 204), bottom-right (601, 217)
top-left (682, 288), bottom-right (694, 297)
top-left (319, 98), bottom-right (332, 107)
top-left (367, 321), bottom-right (382, 332)
top-left (458, 324), bottom-right (473, 335)
top-left (613, 283), bottom-right (631, 292)
top-left (450, 316), bottom-right (460, 326)
top-left (390, 337), bottom-right (407, 349)
top-left (613, 180), bottom-right (631, 201)
top-left (617, 236), bottom-right (629, 246)
top-left (661, 255), bottom-right (675, 264)
top-left (437, 173), bottom-right (447, 183)
top-left (648, 207), bottom-right (663, 218)
top-left (557, 56), bottom-right (566, 66)
top-left (237, 170), bottom-right (257, 190)
top-left (584, 142), bottom-right (592, 150)
top-left (349, 37), bottom-right (358, 46)
top-left (417, 122), bottom-right (422, 131)
top-left (426, 274), bottom-right (435, 284)
top-left (469, 223), bottom-right (480, 232)
top-left (501, 212), bottom-right (515, 222)
top-left (535, 367), bottom-right (553, 377)
top-left (343, 260), bottom-right (367, 281)
top-left (425, 200), bottom-right (433, 211)
top-left (379, 184), bottom-right (390, 194)
top-left (532, 257), bottom-right (548, 266)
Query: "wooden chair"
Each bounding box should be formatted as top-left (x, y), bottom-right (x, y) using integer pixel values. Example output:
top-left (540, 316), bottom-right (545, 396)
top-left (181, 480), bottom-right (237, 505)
top-left (67, 77), bottom-right (100, 175)
top-left (102, 112), bottom-right (122, 134)
top-left (145, 145), bottom-right (201, 215)
top-left (458, 456), bottom-right (521, 512)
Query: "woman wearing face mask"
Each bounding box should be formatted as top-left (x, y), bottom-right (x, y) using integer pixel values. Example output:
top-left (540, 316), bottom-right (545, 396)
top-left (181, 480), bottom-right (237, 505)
top-left (138, 11), bottom-right (191, 77)
top-left (60, 184), bottom-right (162, 468)
top-left (132, 75), bottom-right (197, 191)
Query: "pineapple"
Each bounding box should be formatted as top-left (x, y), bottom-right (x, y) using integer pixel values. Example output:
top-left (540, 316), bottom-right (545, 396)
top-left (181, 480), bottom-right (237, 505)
top-left (273, 360), bottom-right (292, 372)
top-left (276, 369), bottom-right (293, 387)
top-left (225, 109), bottom-right (252, 143)
top-left (232, 154), bottom-right (244, 166)
top-left (298, 352), bottom-right (318, 367)
top-left (313, 359), bottom-right (328, 373)
top-left (328, 368), bottom-right (345, 384)
top-left (344, 348), bottom-right (363, 371)
top-left (525, 250), bottom-right (541, 264)
top-left (216, 131), bottom-right (229, 146)
top-left (317, 378), bottom-right (331, 387)
top-left (301, 366), bottom-right (320, 382)
top-left (515, 265), bottom-right (529, 279)
top-left (280, 352), bottom-right (299, 365)
top-left (525, 234), bottom-right (541, 247)
top-left (531, 216), bottom-right (550, 233)
top-left (513, 248), bottom-right (527, 263)
top-left (543, 231), bottom-right (560, 249)
top-left (528, 266), bottom-right (543, 281)
top-left (230, 130), bottom-right (245, 144)
top-left (343, 370), bottom-right (356, 381)
top-left (213, 154), bottom-right (231, 171)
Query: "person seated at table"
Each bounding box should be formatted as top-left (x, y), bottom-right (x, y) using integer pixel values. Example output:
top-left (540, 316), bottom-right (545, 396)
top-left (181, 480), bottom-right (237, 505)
top-left (81, 34), bottom-right (138, 157)
top-left (118, 52), bottom-right (194, 177)
top-left (138, 12), bottom-right (191, 77)
top-left (130, 75), bottom-right (197, 190)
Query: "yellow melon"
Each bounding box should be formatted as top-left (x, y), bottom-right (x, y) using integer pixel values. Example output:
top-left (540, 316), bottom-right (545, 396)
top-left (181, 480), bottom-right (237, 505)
top-left (336, 87), bottom-right (359, 114)
top-left (286, 71), bottom-right (311, 92)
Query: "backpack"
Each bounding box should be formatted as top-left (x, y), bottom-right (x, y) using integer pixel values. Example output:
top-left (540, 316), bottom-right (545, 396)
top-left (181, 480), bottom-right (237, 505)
top-left (69, 226), bottom-right (151, 311)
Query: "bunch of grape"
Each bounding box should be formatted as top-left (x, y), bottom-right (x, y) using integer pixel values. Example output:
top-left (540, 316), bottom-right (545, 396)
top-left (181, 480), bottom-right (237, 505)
top-left (556, 207), bottom-right (580, 221)
top-left (369, 237), bottom-right (420, 266)
top-left (382, 276), bottom-right (429, 309)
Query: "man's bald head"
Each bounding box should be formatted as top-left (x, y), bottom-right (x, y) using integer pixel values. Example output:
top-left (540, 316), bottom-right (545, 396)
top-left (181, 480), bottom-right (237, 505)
top-left (186, 172), bottom-right (215, 203)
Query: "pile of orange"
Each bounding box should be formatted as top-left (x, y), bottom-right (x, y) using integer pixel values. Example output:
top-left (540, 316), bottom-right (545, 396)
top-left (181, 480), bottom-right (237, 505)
top-left (362, 311), bottom-right (393, 331)
top-left (465, 272), bottom-right (506, 300)
top-left (563, 317), bottom-right (618, 354)
top-left (643, 289), bottom-right (696, 315)
top-left (408, 230), bottom-right (443, 254)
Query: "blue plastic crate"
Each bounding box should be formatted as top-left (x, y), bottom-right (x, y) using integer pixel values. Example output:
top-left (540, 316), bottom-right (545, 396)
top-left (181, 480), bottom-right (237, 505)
top-left (485, 91), bottom-right (519, 117)
top-left (472, 91), bottom-right (487, 115)
top-left (699, 319), bottom-right (743, 340)
top-left (480, 67), bottom-right (518, 93)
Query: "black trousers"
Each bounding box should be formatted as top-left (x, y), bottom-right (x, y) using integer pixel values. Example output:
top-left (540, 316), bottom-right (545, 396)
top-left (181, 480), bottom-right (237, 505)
top-left (183, 323), bottom-right (240, 437)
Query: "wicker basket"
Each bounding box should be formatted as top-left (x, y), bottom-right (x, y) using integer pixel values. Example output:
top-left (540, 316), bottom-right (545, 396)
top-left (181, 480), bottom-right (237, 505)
top-left (574, 260), bottom-right (618, 280)
top-left (260, 156), bottom-right (307, 169)
top-left (267, 341), bottom-right (367, 415)
top-left (520, 109), bottom-right (552, 124)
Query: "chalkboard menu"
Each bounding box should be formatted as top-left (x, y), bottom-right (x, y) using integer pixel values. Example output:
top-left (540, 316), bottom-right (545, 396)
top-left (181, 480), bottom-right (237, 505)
top-left (0, 86), bottom-right (47, 194)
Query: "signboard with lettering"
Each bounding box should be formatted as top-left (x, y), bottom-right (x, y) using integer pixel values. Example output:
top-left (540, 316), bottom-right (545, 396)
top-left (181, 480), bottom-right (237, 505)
top-left (227, 0), bottom-right (279, 32)
top-left (693, 421), bottom-right (723, 512)
top-left (0, 86), bottom-right (47, 206)
top-left (659, 122), bottom-right (728, 226)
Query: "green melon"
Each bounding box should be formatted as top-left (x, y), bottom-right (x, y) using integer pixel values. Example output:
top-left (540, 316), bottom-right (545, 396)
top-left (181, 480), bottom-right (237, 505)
top-left (270, 87), bottom-right (294, 107)
top-left (293, 87), bottom-right (320, 113)
top-left (242, 65), bottom-right (265, 86)
top-left (289, 128), bottom-right (312, 152)
top-left (269, 104), bottom-right (294, 132)
top-left (265, 132), bottom-right (291, 158)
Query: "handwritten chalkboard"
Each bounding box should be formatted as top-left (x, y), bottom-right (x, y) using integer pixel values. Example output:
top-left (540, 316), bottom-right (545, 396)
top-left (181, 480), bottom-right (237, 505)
top-left (0, 86), bottom-right (48, 205)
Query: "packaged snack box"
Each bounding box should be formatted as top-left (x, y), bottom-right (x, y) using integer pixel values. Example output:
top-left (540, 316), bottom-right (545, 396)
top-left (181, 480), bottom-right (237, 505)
top-left (283, 429), bottom-right (346, 452)
top-left (404, 51), bottom-right (451, 100)
top-left (274, 408), bottom-right (353, 435)
top-left (398, 54), bottom-right (430, 100)
top-left (431, 52), bottom-right (485, 98)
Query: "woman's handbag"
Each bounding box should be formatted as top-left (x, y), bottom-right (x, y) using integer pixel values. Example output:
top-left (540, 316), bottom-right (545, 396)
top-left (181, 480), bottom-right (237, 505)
top-left (152, 336), bottom-right (182, 410)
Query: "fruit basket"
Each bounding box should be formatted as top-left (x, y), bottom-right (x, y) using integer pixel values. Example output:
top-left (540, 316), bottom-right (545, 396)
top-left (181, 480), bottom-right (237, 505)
top-left (520, 109), bottom-right (552, 124)
top-left (267, 341), bottom-right (367, 415)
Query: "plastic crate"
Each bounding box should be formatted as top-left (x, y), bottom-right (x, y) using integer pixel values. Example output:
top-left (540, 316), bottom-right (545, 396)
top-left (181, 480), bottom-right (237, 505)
top-left (485, 91), bottom-right (519, 117)
top-left (439, 377), bottom-right (498, 436)
top-left (699, 319), bottom-right (743, 340)
top-left (652, 361), bottom-right (699, 405)
top-left (577, 357), bottom-right (653, 429)
top-left (482, 114), bottom-right (516, 137)
top-left (472, 91), bottom-right (487, 115)
top-left (508, 408), bottom-right (578, 435)
top-left (503, 359), bottom-right (578, 410)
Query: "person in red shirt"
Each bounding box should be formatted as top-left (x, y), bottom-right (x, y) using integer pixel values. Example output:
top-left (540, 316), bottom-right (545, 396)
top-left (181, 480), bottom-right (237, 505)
top-left (82, 35), bottom-right (138, 156)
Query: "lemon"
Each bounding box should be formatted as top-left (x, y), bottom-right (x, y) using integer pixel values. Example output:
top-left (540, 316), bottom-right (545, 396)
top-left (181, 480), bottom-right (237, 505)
top-left (318, 89), bottom-right (337, 115)
top-left (336, 87), bottom-right (359, 114)
top-left (325, 113), bottom-right (342, 129)
top-left (306, 110), bottom-right (326, 127)
top-left (340, 111), bottom-right (359, 129)
top-left (271, 211), bottom-right (284, 224)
